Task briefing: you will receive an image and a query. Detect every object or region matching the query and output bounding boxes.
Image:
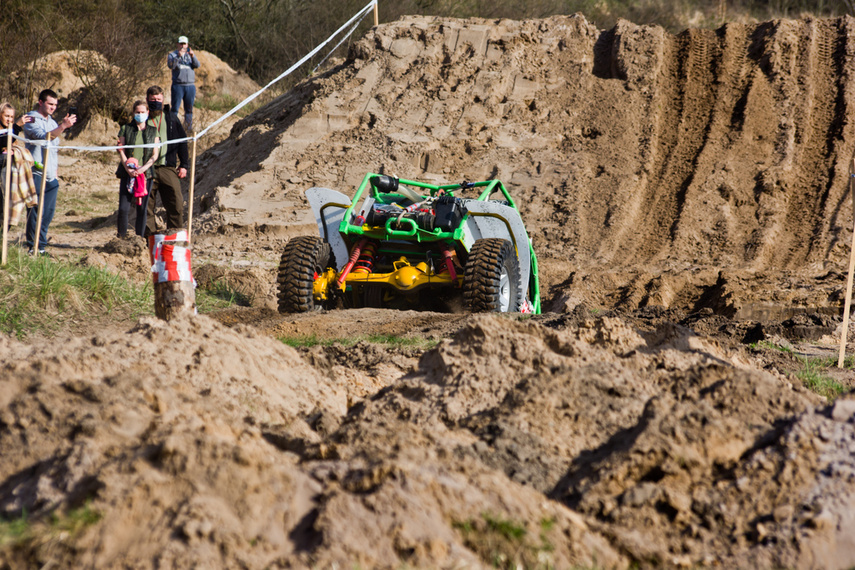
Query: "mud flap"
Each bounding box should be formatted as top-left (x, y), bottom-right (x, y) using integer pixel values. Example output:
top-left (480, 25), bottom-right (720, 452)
top-left (306, 187), bottom-right (350, 271)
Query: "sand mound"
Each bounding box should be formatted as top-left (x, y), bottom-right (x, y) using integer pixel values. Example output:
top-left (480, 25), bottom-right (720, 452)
top-left (1, 301), bottom-right (854, 568)
top-left (25, 50), bottom-right (105, 100)
top-left (24, 48), bottom-right (260, 150)
top-left (0, 314), bottom-right (346, 568)
top-left (3, 13), bottom-right (855, 570)
top-left (189, 14), bottom-right (855, 315)
top-left (343, 315), bottom-right (854, 568)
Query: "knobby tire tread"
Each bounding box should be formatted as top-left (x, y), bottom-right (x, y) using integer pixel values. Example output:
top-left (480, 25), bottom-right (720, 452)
top-left (277, 236), bottom-right (330, 313)
top-left (463, 238), bottom-right (522, 312)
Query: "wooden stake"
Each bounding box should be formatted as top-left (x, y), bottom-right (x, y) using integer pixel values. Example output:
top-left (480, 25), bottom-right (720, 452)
top-left (838, 156), bottom-right (855, 367)
top-left (374, 0), bottom-right (379, 26)
top-left (32, 134), bottom-right (51, 254)
top-left (187, 137), bottom-right (197, 244)
top-left (2, 127), bottom-right (12, 265)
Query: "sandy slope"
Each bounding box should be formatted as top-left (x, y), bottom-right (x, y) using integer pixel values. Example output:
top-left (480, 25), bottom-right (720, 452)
top-left (187, 14), bottom-right (855, 316)
top-left (3, 13), bottom-right (855, 570)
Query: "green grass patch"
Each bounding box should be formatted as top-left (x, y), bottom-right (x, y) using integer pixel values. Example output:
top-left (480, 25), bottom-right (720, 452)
top-left (279, 333), bottom-right (438, 350)
top-left (0, 509), bottom-right (31, 547)
top-left (0, 503), bottom-right (101, 549)
top-left (364, 333), bottom-right (438, 348)
top-left (49, 503), bottom-right (101, 535)
top-left (453, 513), bottom-right (557, 569)
top-left (0, 247), bottom-right (153, 338)
top-left (751, 341), bottom-right (850, 401)
top-left (748, 340), bottom-right (794, 354)
top-left (797, 359), bottom-right (847, 401)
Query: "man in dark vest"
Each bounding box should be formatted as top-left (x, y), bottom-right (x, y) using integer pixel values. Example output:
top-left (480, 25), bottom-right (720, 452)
top-left (145, 85), bottom-right (190, 235)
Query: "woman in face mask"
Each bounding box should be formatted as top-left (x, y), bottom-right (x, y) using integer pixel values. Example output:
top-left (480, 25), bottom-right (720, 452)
top-left (116, 100), bottom-right (160, 238)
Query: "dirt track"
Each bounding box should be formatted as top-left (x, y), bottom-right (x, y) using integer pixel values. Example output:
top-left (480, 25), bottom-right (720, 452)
top-left (3, 13), bottom-right (855, 570)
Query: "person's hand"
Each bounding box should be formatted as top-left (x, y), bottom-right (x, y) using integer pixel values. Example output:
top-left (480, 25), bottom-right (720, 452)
top-left (177, 167), bottom-right (187, 179)
top-left (61, 114), bottom-right (77, 129)
top-left (187, 46), bottom-right (194, 56)
top-left (17, 115), bottom-right (34, 127)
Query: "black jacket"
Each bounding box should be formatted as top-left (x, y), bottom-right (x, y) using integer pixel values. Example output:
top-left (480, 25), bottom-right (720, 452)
top-left (162, 104), bottom-right (189, 169)
top-left (0, 125), bottom-right (21, 155)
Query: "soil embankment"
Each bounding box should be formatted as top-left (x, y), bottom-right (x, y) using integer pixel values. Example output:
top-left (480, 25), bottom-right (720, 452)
top-left (2, 13), bottom-right (855, 570)
top-left (192, 15), bottom-right (855, 317)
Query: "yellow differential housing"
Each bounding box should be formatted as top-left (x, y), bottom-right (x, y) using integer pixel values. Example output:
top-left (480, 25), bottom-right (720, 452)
top-left (313, 268), bottom-right (337, 301)
top-left (314, 257), bottom-right (459, 301)
top-left (346, 257), bottom-right (460, 291)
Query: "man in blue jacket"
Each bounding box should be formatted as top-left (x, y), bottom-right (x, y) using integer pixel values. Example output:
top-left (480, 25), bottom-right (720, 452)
top-left (167, 35), bottom-right (200, 133)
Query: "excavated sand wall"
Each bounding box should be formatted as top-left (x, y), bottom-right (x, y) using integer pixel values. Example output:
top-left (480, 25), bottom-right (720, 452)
top-left (189, 14), bottom-right (855, 314)
top-left (198, 15), bottom-right (855, 273)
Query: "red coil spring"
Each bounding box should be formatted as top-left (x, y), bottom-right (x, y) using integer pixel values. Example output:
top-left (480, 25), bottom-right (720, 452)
top-left (353, 242), bottom-right (378, 274)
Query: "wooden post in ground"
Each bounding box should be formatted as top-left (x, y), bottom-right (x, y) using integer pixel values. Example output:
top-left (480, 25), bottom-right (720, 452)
top-left (150, 229), bottom-right (196, 320)
top-left (32, 134), bottom-right (51, 254)
top-left (838, 156), bottom-right (855, 367)
top-left (374, 0), bottom-right (379, 26)
top-left (187, 137), bottom-right (197, 244)
top-left (2, 127), bottom-right (12, 265)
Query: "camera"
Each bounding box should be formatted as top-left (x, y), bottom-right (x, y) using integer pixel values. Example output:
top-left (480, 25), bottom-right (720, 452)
top-left (69, 106), bottom-right (78, 116)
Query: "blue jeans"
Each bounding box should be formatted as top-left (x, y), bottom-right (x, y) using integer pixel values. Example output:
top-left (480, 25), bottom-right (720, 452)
top-left (26, 173), bottom-right (58, 250)
top-left (171, 83), bottom-right (196, 125)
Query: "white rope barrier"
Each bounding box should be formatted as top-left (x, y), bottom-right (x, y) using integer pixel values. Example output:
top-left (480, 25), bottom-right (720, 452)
top-left (195, 0), bottom-right (377, 141)
top-left (7, 0), bottom-right (378, 153)
top-left (2, 0), bottom-right (379, 264)
top-left (312, 8), bottom-right (373, 75)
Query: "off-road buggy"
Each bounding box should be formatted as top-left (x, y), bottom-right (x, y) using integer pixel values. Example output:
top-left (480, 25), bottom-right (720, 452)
top-left (277, 173), bottom-right (540, 314)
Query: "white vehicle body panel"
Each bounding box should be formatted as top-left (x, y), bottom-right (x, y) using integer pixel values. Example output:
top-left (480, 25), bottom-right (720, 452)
top-left (306, 187), bottom-right (350, 270)
top-left (463, 200), bottom-right (531, 295)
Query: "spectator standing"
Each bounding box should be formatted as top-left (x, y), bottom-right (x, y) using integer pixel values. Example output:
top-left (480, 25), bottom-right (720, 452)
top-left (167, 36), bottom-right (200, 134)
top-left (116, 100), bottom-right (159, 238)
top-left (0, 102), bottom-right (34, 156)
top-left (23, 89), bottom-right (76, 255)
top-left (145, 85), bottom-right (189, 235)
top-left (1, 103), bottom-right (36, 224)
top-left (1, 103), bottom-right (32, 188)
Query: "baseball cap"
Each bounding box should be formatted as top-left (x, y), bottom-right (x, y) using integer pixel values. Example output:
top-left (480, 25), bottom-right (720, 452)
top-left (178, 36), bottom-right (189, 44)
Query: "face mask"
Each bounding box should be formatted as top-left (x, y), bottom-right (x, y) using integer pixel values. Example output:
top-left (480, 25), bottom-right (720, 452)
top-left (135, 113), bottom-right (149, 124)
top-left (148, 101), bottom-right (163, 111)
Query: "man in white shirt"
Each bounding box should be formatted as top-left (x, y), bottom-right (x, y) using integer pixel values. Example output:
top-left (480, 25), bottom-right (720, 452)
top-left (22, 89), bottom-right (76, 255)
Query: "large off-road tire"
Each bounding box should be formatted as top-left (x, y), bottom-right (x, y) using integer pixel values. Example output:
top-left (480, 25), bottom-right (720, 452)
top-left (463, 238), bottom-right (522, 313)
top-left (277, 236), bottom-right (333, 313)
